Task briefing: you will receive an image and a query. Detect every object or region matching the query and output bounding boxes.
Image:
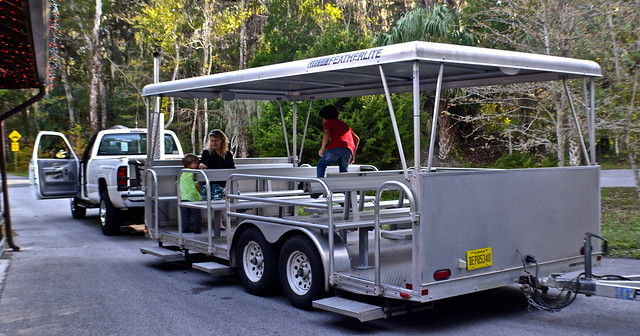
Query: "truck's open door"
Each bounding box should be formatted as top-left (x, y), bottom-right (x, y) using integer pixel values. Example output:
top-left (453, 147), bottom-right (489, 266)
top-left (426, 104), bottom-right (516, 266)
top-left (29, 131), bottom-right (79, 199)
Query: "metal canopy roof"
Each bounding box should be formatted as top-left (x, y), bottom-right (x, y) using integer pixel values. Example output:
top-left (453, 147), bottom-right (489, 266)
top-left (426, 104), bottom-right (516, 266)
top-left (142, 41), bottom-right (601, 101)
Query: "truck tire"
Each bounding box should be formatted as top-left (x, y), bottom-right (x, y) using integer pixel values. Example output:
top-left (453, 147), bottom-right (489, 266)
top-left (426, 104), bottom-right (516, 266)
top-left (100, 192), bottom-right (121, 235)
top-left (279, 235), bottom-right (327, 309)
top-left (236, 228), bottom-right (279, 296)
top-left (70, 197), bottom-right (86, 219)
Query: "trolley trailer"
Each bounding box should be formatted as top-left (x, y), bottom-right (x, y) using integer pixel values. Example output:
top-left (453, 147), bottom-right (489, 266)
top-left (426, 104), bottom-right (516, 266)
top-left (140, 41), bottom-right (639, 321)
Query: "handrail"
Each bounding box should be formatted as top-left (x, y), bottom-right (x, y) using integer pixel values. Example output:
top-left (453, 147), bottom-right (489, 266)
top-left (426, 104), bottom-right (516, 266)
top-left (144, 169), bottom-right (158, 239)
top-left (179, 169), bottom-right (217, 252)
top-left (374, 181), bottom-right (418, 296)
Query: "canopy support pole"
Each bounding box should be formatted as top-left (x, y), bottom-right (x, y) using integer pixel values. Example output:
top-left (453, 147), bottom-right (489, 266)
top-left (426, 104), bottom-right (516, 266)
top-left (412, 61), bottom-right (421, 171)
top-left (298, 101), bottom-right (313, 164)
top-left (563, 78), bottom-right (590, 165)
top-left (427, 64), bottom-right (444, 172)
top-left (292, 101), bottom-right (298, 166)
top-left (379, 65), bottom-right (409, 180)
top-left (590, 78), bottom-right (597, 165)
top-left (277, 100), bottom-right (292, 163)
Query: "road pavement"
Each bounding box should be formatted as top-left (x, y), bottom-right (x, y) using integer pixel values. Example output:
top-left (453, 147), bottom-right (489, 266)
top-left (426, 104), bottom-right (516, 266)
top-left (600, 169), bottom-right (637, 187)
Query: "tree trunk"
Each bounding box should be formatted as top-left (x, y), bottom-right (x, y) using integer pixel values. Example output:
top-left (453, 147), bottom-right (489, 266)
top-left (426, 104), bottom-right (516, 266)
top-left (191, 99), bottom-right (198, 153)
top-left (164, 45), bottom-right (181, 129)
top-left (58, 58), bottom-right (76, 126)
top-left (569, 139), bottom-right (581, 166)
top-left (627, 65), bottom-right (640, 198)
top-left (437, 103), bottom-right (456, 161)
top-left (607, 14), bottom-right (621, 78)
top-left (239, 0), bottom-right (247, 70)
top-left (88, 0), bottom-right (103, 133)
top-left (99, 79), bottom-right (107, 129)
top-left (202, 98), bottom-right (208, 149)
top-left (165, 98), bottom-right (175, 129)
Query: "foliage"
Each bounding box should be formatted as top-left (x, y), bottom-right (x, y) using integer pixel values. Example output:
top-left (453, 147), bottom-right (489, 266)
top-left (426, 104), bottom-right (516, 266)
top-left (494, 152), bottom-right (534, 169)
top-left (2, 0), bottom-right (639, 181)
top-left (250, 93), bottom-right (418, 170)
top-left (373, 5), bottom-right (474, 46)
top-left (601, 187), bottom-right (640, 259)
top-left (250, 0), bottom-right (321, 67)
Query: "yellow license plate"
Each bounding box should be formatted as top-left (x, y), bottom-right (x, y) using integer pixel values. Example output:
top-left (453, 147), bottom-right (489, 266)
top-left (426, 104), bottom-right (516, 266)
top-left (466, 247), bottom-right (492, 270)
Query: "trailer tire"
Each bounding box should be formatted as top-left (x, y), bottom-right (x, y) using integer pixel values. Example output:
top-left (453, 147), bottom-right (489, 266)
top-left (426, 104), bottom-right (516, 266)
top-left (70, 197), bottom-right (86, 219)
top-left (279, 235), bottom-right (326, 310)
top-left (236, 228), bottom-right (279, 296)
top-left (100, 192), bottom-right (121, 236)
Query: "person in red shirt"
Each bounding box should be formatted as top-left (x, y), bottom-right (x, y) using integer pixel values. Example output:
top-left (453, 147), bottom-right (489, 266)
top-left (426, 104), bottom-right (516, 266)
top-left (317, 105), bottom-right (360, 178)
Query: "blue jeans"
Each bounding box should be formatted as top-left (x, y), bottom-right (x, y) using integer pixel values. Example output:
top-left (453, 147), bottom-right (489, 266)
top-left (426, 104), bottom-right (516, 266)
top-left (180, 207), bottom-right (202, 232)
top-left (317, 147), bottom-right (352, 177)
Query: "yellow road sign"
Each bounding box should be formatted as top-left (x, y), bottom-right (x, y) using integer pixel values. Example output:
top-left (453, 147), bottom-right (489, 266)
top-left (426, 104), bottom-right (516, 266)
top-left (8, 130), bottom-right (21, 142)
top-left (11, 142), bottom-right (19, 152)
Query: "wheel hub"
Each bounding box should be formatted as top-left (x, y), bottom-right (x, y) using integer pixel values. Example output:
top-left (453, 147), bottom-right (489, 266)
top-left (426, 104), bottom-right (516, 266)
top-left (251, 255), bottom-right (263, 267)
top-left (296, 263), bottom-right (310, 278)
top-left (243, 241), bottom-right (264, 282)
top-left (287, 250), bottom-right (312, 296)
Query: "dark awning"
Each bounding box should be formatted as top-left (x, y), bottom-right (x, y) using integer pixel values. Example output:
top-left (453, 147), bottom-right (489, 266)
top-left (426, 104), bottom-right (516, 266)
top-left (0, 0), bottom-right (49, 89)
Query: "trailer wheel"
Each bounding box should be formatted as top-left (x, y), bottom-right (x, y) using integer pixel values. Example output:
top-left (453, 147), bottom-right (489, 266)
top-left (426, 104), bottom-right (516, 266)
top-left (236, 228), bottom-right (279, 296)
top-left (99, 192), bottom-right (121, 236)
top-left (279, 235), bottom-right (326, 310)
top-left (70, 197), bottom-right (86, 219)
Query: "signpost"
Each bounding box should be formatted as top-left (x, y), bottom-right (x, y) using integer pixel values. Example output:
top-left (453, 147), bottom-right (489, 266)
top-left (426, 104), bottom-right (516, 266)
top-left (8, 130), bottom-right (21, 152)
top-left (8, 130), bottom-right (21, 170)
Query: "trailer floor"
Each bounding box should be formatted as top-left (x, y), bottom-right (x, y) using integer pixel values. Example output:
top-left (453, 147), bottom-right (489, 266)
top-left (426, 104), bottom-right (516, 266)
top-left (342, 229), bottom-right (413, 287)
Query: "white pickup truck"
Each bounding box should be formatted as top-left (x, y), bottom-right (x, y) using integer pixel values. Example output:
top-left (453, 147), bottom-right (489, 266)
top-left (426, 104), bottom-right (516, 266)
top-left (29, 126), bottom-right (184, 235)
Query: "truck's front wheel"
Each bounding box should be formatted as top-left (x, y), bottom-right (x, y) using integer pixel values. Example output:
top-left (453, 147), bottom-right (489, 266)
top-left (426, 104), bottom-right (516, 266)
top-left (100, 192), bottom-right (121, 235)
top-left (236, 228), bottom-right (279, 296)
top-left (70, 197), bottom-right (86, 219)
top-left (279, 235), bottom-right (327, 309)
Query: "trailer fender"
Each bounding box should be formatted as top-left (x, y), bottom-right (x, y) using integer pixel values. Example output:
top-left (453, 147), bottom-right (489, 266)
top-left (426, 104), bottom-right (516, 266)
top-left (233, 220), bottom-right (351, 291)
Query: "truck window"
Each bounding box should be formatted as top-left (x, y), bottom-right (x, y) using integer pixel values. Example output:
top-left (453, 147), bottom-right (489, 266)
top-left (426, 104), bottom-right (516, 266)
top-left (164, 134), bottom-right (180, 155)
top-left (37, 134), bottom-right (71, 159)
top-left (97, 133), bottom-right (145, 155)
top-left (96, 133), bottom-right (179, 156)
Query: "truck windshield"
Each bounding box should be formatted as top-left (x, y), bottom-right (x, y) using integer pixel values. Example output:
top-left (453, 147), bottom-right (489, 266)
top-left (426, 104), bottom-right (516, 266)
top-left (97, 133), bottom-right (178, 156)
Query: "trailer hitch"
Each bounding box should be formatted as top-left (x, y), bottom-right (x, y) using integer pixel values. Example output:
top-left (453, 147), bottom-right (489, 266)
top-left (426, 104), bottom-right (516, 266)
top-left (583, 232), bottom-right (607, 281)
top-left (542, 232), bottom-right (640, 303)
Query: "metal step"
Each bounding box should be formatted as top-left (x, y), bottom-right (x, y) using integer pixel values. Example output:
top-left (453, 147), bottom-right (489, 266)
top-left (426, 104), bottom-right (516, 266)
top-left (192, 262), bottom-right (233, 277)
top-left (313, 297), bottom-right (385, 322)
top-left (381, 228), bottom-right (412, 240)
top-left (140, 246), bottom-right (184, 262)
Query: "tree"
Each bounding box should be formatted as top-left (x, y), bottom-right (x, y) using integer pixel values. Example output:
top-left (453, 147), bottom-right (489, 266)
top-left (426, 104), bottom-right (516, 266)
top-left (463, 0), bottom-right (603, 166)
top-left (373, 5), bottom-right (475, 163)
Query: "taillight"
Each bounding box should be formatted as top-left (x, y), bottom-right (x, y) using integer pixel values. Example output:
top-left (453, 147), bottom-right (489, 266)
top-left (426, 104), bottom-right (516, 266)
top-left (117, 166), bottom-right (128, 190)
top-left (434, 269), bottom-right (451, 281)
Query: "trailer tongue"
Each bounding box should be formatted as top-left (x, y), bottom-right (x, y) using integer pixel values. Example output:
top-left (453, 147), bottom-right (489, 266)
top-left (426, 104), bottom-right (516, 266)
top-left (140, 41), bottom-right (638, 321)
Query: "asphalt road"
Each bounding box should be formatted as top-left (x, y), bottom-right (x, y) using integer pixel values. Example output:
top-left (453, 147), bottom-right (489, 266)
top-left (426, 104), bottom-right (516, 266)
top-left (1, 175), bottom-right (639, 336)
top-left (599, 169), bottom-right (637, 187)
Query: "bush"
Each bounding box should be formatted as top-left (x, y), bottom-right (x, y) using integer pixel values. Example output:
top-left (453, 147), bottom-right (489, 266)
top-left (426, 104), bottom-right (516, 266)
top-left (495, 152), bottom-right (534, 169)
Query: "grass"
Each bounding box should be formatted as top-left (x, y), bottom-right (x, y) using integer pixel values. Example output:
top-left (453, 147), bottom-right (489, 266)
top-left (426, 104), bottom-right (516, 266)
top-left (7, 170), bottom-right (28, 177)
top-left (601, 187), bottom-right (640, 259)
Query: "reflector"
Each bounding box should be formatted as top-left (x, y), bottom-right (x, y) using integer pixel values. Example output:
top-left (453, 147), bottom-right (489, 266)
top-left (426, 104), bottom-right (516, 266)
top-left (434, 269), bottom-right (451, 281)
